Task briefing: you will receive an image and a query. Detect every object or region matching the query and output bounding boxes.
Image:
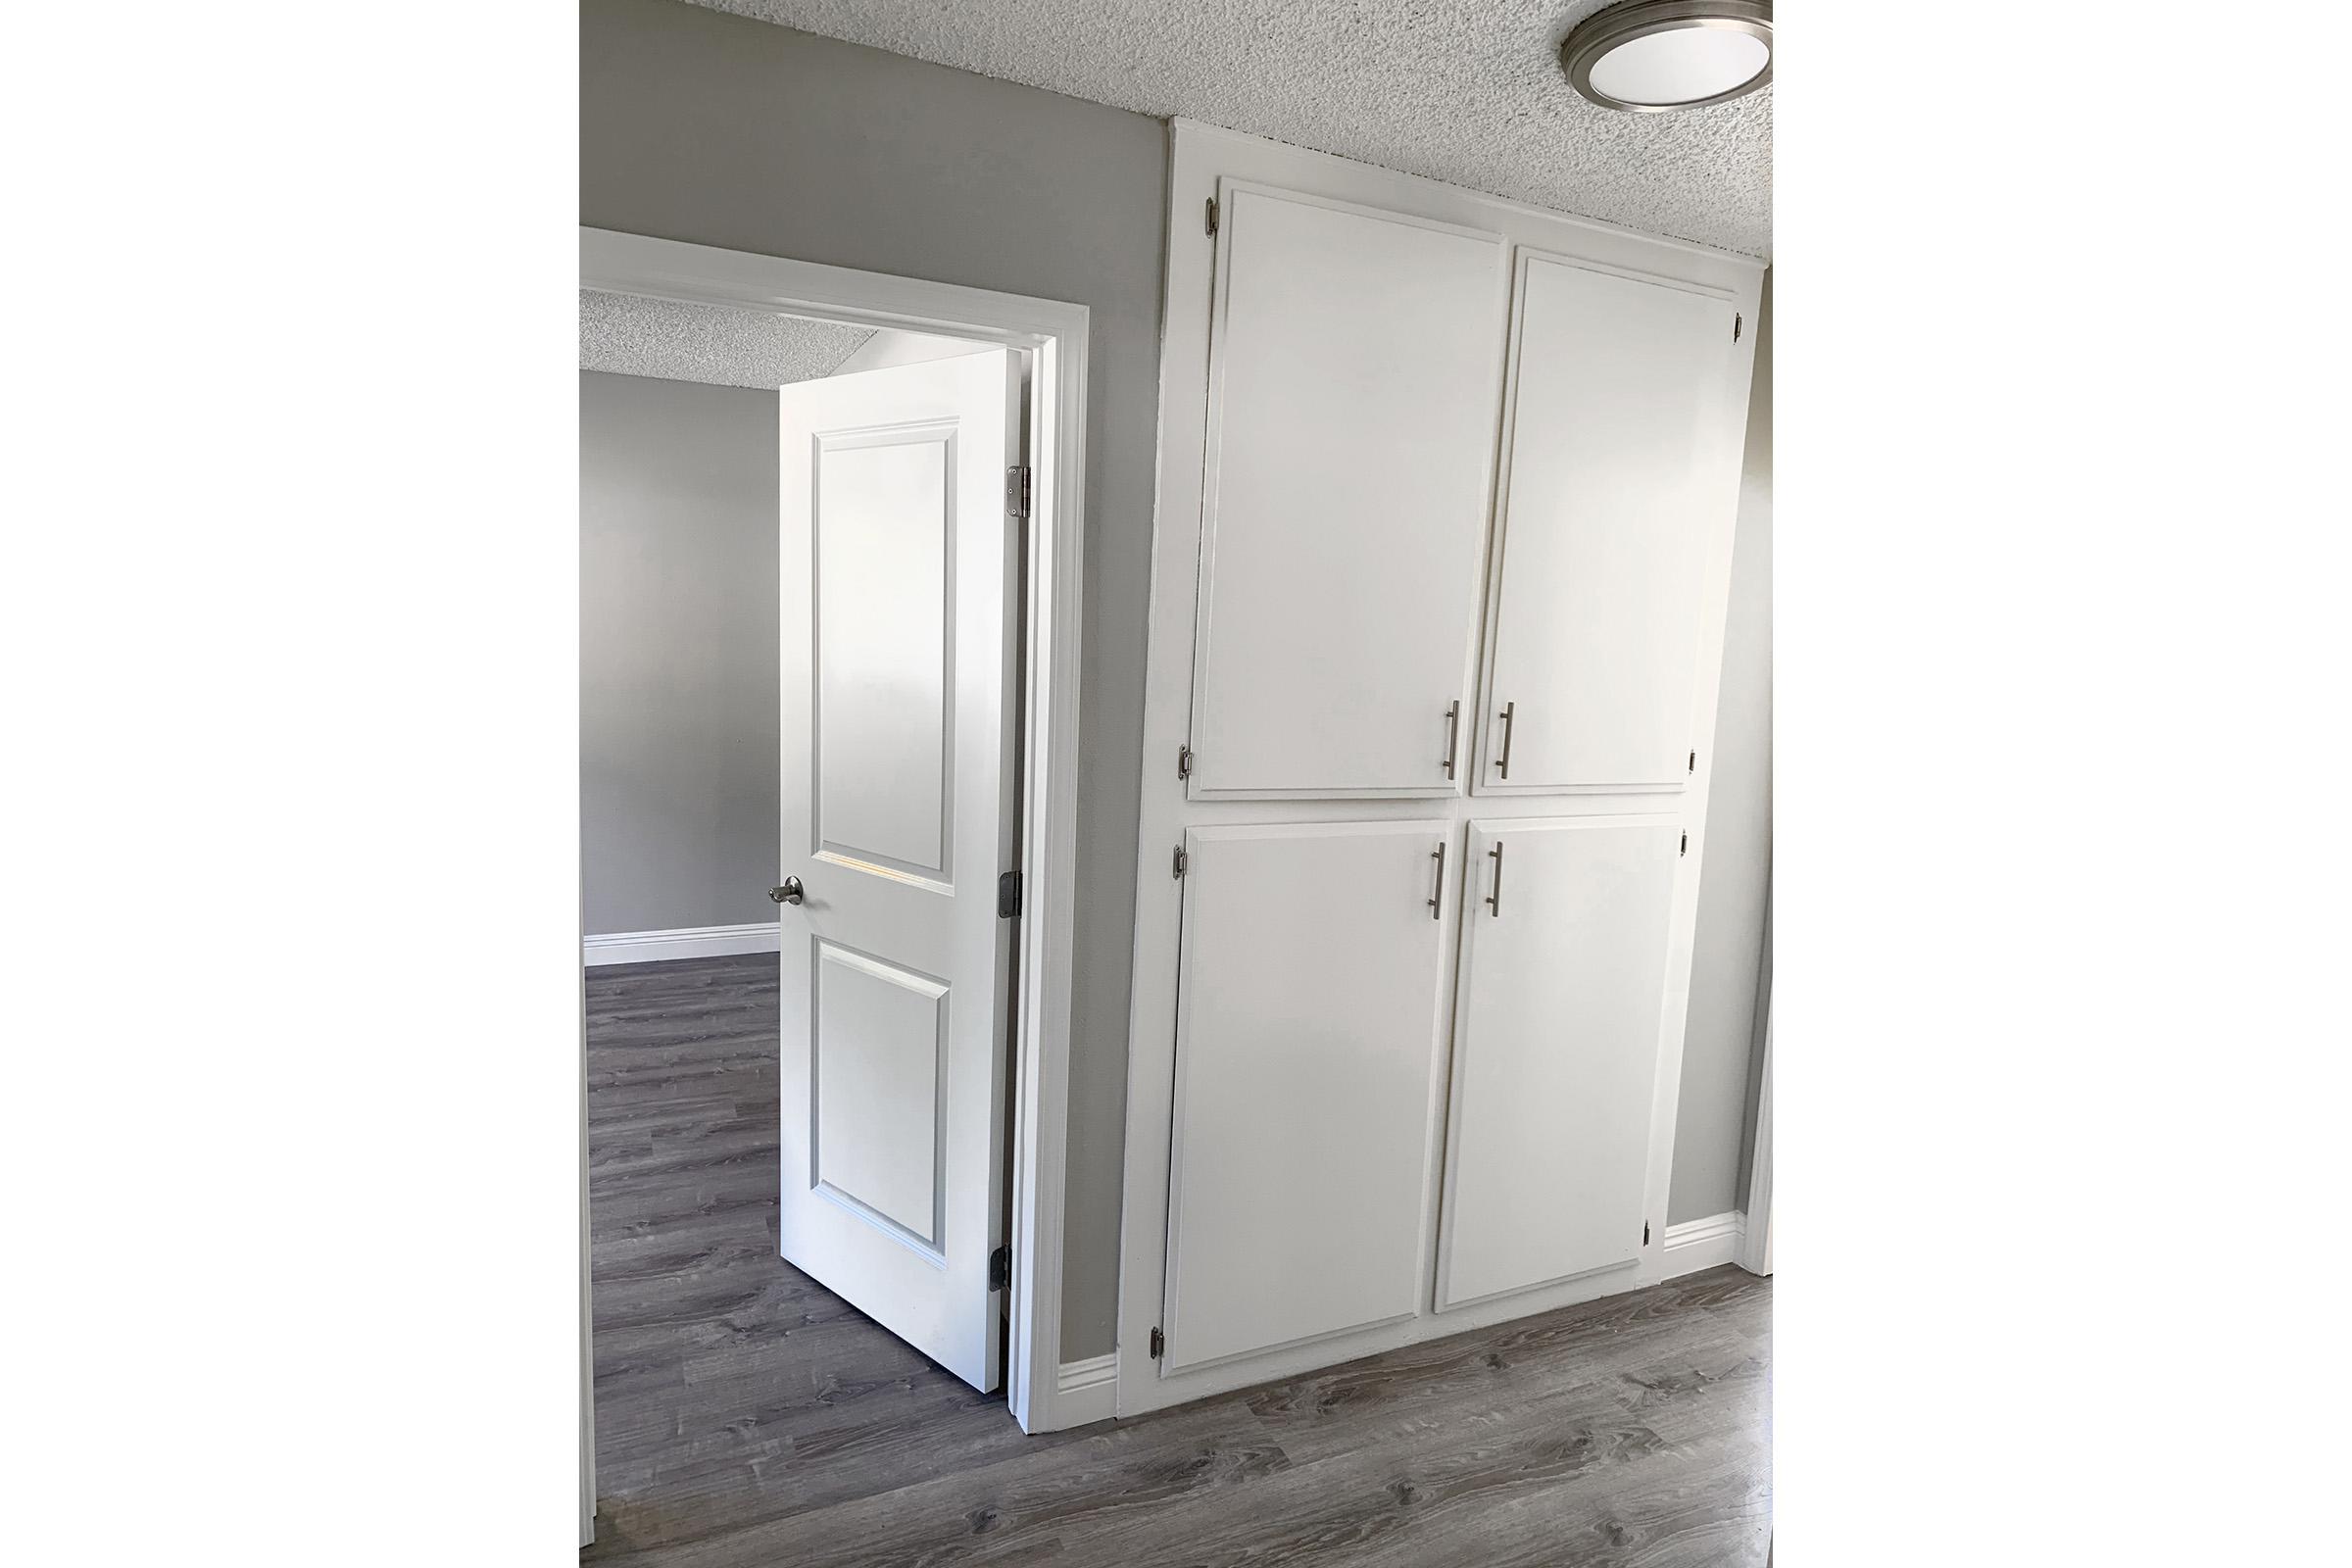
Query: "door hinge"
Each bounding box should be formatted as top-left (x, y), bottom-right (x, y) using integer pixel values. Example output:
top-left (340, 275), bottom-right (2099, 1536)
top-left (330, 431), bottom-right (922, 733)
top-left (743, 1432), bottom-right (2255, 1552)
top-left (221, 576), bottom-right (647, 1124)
top-left (1204, 196), bottom-right (1218, 236)
top-left (1176, 744), bottom-right (1193, 779)
top-left (1680, 833), bottom-right (1689, 857)
top-left (1734, 312), bottom-right (1743, 343)
top-left (1004, 464), bottom-right (1032, 518)
top-left (1149, 1327), bottom-right (1165, 1359)
top-left (1172, 844), bottom-right (1189, 879)
top-left (988, 1245), bottom-right (1010, 1292)
top-left (997, 869), bottom-right (1022, 919)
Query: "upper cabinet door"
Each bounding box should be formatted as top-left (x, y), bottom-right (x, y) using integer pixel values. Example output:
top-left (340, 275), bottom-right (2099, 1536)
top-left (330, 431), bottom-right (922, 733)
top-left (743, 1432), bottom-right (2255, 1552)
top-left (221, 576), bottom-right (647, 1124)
top-left (1189, 182), bottom-right (1507, 799)
top-left (1477, 253), bottom-right (1746, 795)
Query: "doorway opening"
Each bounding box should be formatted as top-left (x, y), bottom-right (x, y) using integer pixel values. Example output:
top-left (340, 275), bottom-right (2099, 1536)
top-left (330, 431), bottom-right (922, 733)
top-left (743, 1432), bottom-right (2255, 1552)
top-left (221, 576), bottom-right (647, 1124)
top-left (579, 228), bottom-right (1090, 1543)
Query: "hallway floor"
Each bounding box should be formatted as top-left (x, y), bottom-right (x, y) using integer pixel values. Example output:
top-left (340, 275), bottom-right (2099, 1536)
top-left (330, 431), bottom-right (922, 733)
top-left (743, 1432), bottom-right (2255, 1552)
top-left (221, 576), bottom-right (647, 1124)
top-left (584, 953), bottom-right (1772, 1567)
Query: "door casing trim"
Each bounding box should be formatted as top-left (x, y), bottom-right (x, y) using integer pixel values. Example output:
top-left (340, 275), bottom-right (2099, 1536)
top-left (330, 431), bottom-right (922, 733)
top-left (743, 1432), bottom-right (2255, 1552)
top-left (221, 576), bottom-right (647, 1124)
top-left (580, 226), bottom-right (1091, 1436)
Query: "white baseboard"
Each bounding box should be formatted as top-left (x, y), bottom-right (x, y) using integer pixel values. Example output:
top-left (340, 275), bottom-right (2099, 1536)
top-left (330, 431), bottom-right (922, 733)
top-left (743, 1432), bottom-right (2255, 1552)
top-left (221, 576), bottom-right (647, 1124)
top-left (581, 922), bottom-right (780, 966)
top-left (1054, 1352), bottom-right (1119, 1428)
top-left (1662, 1210), bottom-right (1749, 1279)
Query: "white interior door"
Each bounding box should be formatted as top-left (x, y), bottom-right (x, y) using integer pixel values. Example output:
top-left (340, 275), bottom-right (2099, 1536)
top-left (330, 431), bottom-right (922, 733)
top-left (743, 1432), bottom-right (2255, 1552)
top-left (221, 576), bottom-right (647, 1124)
top-left (775, 347), bottom-right (1022, 1392)
top-left (1479, 254), bottom-right (1743, 794)
top-left (1188, 181), bottom-right (1505, 798)
top-left (1160, 820), bottom-right (1453, 1370)
top-left (1436, 817), bottom-right (1680, 1310)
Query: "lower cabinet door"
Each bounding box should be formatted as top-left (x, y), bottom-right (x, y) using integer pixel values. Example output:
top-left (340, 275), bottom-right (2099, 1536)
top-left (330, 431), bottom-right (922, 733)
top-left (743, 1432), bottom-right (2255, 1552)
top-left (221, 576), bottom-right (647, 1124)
top-left (1160, 820), bottom-right (1455, 1371)
top-left (1436, 817), bottom-right (1680, 1310)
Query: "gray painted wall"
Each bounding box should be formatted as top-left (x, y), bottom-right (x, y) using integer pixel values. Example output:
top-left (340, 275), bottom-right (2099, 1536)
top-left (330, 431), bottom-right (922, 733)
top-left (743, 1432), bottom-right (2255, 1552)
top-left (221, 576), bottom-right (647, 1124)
top-left (1670, 270), bottom-right (1774, 1224)
top-left (584, 0), bottom-right (1167, 1359)
top-left (580, 370), bottom-right (780, 936)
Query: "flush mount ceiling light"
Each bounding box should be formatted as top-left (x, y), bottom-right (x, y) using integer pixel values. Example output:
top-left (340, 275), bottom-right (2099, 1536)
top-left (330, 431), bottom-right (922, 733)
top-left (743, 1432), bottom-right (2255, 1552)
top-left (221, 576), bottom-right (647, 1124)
top-left (1561, 0), bottom-right (1774, 113)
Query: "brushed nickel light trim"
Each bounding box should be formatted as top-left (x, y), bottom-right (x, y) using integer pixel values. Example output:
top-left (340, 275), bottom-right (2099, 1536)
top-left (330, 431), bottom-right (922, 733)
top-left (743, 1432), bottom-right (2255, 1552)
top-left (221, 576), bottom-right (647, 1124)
top-left (1560, 0), bottom-right (1774, 114)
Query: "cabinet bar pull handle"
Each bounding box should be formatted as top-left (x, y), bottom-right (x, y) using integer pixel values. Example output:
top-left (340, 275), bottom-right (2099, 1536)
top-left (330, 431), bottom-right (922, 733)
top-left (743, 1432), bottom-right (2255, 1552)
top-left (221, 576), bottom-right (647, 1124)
top-left (1486, 841), bottom-right (1504, 917)
top-left (1442, 701), bottom-right (1460, 780)
top-left (1496, 701), bottom-right (1516, 780)
top-left (1427, 840), bottom-right (1446, 919)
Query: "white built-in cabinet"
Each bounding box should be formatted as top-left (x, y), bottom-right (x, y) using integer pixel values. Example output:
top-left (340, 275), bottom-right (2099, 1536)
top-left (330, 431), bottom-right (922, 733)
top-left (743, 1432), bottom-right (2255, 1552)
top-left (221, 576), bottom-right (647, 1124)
top-left (1117, 123), bottom-right (1762, 1417)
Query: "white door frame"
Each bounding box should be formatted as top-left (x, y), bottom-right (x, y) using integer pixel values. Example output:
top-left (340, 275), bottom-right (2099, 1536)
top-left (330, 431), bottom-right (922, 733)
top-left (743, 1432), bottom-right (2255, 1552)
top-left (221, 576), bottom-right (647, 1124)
top-left (579, 226), bottom-right (1091, 1437)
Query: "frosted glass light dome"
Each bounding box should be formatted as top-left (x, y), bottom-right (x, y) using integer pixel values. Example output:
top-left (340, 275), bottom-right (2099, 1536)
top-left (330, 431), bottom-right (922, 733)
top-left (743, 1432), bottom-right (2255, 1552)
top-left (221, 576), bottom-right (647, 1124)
top-left (1561, 0), bottom-right (1775, 113)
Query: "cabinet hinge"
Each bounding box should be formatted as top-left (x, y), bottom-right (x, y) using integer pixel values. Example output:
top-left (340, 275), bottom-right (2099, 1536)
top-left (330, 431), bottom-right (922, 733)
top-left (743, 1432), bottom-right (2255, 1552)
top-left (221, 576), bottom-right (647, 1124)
top-left (1204, 197), bottom-right (1219, 236)
top-left (1734, 312), bottom-right (1743, 343)
top-left (1680, 833), bottom-right (1689, 857)
top-left (1004, 464), bottom-right (1032, 518)
top-left (1643, 1222), bottom-right (1651, 1247)
top-left (988, 1245), bottom-right (1010, 1292)
top-left (1176, 744), bottom-right (1194, 780)
top-left (997, 870), bottom-right (1022, 919)
top-left (1689, 750), bottom-right (1696, 773)
top-left (1172, 844), bottom-right (1189, 879)
top-left (1149, 1327), bottom-right (1165, 1359)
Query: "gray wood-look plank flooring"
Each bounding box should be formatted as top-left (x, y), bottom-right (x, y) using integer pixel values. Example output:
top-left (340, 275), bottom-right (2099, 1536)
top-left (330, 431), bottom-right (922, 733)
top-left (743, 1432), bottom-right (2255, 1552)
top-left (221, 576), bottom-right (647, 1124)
top-left (585, 953), bottom-right (1772, 1567)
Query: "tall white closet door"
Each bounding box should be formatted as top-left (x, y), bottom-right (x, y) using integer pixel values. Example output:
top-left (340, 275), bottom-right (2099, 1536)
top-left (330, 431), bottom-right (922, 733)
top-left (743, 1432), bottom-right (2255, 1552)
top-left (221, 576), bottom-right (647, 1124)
top-left (1189, 183), bottom-right (1505, 799)
top-left (1161, 821), bottom-right (1454, 1369)
top-left (1479, 254), bottom-right (1743, 794)
top-left (1436, 818), bottom-right (1680, 1310)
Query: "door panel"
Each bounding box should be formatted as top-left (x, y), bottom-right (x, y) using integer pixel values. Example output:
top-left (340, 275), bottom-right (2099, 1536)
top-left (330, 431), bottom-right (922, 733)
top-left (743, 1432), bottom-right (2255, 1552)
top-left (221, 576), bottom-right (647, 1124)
top-left (1436, 818), bottom-right (1679, 1310)
top-left (1189, 182), bottom-right (1505, 799)
top-left (1161, 820), bottom-right (1454, 1370)
top-left (777, 348), bottom-right (1021, 1393)
top-left (814, 431), bottom-right (954, 878)
top-left (1479, 255), bottom-right (1741, 794)
top-left (811, 944), bottom-right (947, 1250)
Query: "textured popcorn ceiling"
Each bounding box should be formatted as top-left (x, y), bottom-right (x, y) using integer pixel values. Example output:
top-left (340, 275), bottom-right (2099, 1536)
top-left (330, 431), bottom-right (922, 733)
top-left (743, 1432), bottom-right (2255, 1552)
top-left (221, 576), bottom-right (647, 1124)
top-left (580, 290), bottom-right (875, 388)
top-left (689, 0), bottom-right (1771, 258)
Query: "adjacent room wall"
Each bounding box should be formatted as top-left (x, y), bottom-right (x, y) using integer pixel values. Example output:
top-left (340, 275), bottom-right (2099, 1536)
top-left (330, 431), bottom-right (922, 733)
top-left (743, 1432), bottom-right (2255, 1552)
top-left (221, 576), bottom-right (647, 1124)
top-left (1670, 270), bottom-right (1774, 1224)
top-left (579, 370), bottom-right (780, 936)
top-left (583, 0), bottom-right (1168, 1359)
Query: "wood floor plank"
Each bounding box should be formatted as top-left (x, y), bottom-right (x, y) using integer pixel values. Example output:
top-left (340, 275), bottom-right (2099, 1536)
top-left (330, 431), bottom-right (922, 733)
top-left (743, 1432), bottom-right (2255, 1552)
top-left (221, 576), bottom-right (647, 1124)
top-left (1333, 1426), bottom-right (1770, 1568)
top-left (582, 954), bottom-right (1772, 1565)
top-left (590, 1396), bottom-right (1294, 1568)
top-left (946, 1375), bottom-right (1687, 1568)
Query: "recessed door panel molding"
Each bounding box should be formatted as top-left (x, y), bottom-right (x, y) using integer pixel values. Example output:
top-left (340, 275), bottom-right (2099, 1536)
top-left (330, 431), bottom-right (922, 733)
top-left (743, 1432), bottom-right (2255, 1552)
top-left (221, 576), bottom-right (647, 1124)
top-left (1187, 180), bottom-right (1506, 800)
top-left (1437, 816), bottom-right (1682, 1311)
top-left (777, 348), bottom-right (1023, 1393)
top-left (811, 944), bottom-right (949, 1253)
top-left (812, 425), bottom-right (956, 883)
top-left (1477, 251), bottom-right (1745, 795)
top-left (1160, 820), bottom-right (1455, 1371)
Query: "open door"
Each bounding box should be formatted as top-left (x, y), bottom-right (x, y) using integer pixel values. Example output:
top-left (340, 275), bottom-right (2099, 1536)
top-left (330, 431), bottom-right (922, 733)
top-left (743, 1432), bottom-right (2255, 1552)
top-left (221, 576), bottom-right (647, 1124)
top-left (774, 348), bottom-right (1023, 1392)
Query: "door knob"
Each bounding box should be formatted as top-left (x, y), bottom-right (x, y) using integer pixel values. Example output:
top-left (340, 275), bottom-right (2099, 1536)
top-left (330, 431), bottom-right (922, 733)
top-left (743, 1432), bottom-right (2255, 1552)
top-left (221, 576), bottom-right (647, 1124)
top-left (770, 877), bottom-right (804, 906)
